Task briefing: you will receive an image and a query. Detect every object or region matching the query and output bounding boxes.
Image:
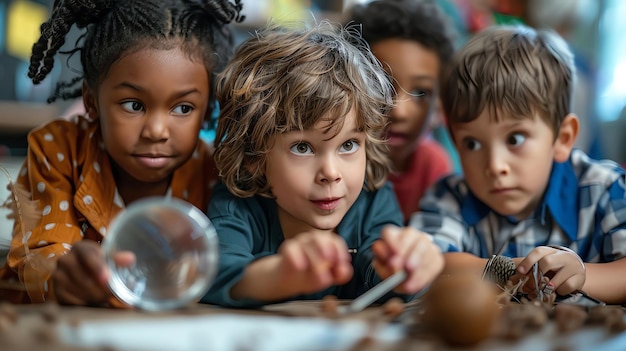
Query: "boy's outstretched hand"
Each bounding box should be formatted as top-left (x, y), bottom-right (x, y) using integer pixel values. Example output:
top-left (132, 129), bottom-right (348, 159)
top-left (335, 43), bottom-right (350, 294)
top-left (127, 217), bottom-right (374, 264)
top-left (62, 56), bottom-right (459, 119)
top-left (516, 245), bottom-right (586, 296)
top-left (371, 225), bottom-right (444, 294)
top-left (277, 231), bottom-right (354, 295)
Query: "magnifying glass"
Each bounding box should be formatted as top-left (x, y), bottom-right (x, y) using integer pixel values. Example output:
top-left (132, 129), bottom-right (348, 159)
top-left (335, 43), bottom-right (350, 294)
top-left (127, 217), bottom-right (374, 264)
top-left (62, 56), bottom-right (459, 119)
top-left (102, 197), bottom-right (218, 311)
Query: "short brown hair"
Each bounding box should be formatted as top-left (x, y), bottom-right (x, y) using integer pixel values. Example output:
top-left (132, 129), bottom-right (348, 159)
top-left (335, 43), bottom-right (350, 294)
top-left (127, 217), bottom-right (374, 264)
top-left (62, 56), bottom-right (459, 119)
top-left (213, 22), bottom-right (394, 198)
top-left (441, 25), bottom-right (575, 135)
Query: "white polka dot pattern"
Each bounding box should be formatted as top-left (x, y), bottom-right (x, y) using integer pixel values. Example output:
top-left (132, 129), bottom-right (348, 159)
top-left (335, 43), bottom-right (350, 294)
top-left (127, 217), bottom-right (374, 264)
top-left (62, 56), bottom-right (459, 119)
top-left (59, 200), bottom-right (69, 211)
top-left (10, 116), bottom-right (217, 303)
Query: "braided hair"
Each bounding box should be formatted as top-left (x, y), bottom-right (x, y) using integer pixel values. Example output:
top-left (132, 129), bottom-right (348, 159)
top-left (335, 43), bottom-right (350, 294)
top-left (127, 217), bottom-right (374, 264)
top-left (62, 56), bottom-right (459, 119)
top-left (28, 0), bottom-right (244, 119)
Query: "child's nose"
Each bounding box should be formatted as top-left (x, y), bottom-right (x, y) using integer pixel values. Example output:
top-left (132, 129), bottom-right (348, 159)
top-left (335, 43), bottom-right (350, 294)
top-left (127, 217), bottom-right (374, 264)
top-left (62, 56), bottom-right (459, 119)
top-left (141, 112), bottom-right (170, 141)
top-left (316, 155), bottom-right (342, 184)
top-left (485, 147), bottom-right (510, 177)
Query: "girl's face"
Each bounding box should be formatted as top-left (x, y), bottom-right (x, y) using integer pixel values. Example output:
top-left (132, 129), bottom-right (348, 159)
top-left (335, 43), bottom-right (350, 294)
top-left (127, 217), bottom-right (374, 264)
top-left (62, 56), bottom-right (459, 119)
top-left (85, 47), bottom-right (209, 194)
top-left (265, 109), bottom-right (367, 238)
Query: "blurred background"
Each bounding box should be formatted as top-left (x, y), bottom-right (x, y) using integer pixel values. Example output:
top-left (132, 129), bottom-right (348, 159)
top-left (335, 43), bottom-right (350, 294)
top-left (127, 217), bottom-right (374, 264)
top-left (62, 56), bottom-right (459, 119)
top-left (0, 0), bottom-right (624, 161)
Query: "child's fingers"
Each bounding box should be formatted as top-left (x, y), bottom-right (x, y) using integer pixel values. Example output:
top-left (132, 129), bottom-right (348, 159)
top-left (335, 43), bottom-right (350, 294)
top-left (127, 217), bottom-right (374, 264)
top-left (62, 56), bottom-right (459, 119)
top-left (380, 227), bottom-right (433, 272)
top-left (54, 252), bottom-right (110, 305)
top-left (280, 233), bottom-right (352, 291)
top-left (52, 266), bottom-right (87, 305)
top-left (537, 255), bottom-right (585, 295)
top-left (548, 270), bottom-right (576, 295)
top-left (78, 243), bottom-right (113, 288)
top-left (378, 225), bottom-right (402, 253)
top-left (404, 233), bottom-right (436, 271)
top-left (371, 240), bottom-right (392, 264)
top-left (53, 282), bottom-right (89, 306)
top-left (74, 243), bottom-right (115, 300)
top-left (309, 233), bottom-right (349, 263)
top-left (330, 260), bottom-right (353, 285)
top-left (372, 240), bottom-right (399, 280)
top-left (112, 251), bottom-right (136, 268)
top-left (379, 226), bottom-right (415, 270)
top-left (306, 237), bottom-right (350, 283)
top-left (401, 236), bottom-right (443, 293)
top-left (553, 275), bottom-right (584, 296)
top-left (517, 246), bottom-right (552, 274)
top-left (279, 240), bottom-right (309, 272)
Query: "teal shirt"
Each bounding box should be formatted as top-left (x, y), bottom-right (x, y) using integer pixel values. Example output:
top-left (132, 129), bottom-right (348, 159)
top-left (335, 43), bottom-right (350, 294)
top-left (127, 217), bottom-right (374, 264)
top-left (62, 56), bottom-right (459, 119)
top-left (202, 181), bottom-right (405, 308)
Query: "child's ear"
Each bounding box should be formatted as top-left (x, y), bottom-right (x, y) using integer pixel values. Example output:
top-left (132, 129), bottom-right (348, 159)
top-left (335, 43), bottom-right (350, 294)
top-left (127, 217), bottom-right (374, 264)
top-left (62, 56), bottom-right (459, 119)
top-left (82, 81), bottom-right (98, 119)
top-left (554, 113), bottom-right (579, 163)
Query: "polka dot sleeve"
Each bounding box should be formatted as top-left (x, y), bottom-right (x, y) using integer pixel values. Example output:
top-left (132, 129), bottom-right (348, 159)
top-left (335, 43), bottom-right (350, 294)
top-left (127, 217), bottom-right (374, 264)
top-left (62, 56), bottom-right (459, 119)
top-left (5, 119), bottom-right (86, 303)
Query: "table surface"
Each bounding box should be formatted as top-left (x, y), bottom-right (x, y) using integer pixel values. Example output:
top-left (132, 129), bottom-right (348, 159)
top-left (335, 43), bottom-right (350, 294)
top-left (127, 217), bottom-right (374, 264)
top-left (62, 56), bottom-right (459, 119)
top-left (1, 300), bottom-right (625, 351)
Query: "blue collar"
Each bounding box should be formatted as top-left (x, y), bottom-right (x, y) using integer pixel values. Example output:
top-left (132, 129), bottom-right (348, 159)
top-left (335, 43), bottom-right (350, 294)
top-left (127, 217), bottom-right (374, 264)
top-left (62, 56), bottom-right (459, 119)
top-left (542, 160), bottom-right (579, 240)
top-left (460, 160), bottom-right (579, 240)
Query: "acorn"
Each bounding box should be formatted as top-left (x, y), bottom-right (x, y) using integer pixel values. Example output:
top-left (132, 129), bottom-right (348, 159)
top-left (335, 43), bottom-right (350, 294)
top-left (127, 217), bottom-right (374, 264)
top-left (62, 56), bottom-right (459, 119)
top-left (421, 273), bottom-right (502, 347)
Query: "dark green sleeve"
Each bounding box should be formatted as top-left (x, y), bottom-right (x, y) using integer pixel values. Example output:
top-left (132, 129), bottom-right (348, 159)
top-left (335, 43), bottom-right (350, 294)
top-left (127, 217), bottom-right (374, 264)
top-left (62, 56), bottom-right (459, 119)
top-left (200, 183), bottom-right (272, 308)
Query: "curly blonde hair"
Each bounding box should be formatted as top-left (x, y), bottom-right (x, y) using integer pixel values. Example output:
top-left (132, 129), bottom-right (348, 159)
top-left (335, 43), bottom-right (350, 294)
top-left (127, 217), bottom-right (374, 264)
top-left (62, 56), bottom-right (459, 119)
top-left (213, 21), bottom-right (394, 198)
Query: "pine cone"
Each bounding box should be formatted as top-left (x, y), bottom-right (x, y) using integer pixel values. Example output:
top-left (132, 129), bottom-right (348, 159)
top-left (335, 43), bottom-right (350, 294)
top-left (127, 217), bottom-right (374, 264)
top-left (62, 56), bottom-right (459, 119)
top-left (482, 255), bottom-right (516, 286)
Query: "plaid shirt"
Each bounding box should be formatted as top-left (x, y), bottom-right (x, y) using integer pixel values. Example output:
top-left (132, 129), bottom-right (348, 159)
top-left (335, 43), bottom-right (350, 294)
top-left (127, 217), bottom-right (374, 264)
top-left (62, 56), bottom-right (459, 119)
top-left (409, 149), bottom-right (626, 262)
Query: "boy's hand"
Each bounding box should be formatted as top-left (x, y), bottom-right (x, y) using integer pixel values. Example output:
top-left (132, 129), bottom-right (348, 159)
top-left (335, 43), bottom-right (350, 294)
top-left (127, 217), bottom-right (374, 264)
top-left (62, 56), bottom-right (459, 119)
top-left (371, 225), bottom-right (443, 294)
top-left (53, 240), bottom-right (135, 307)
top-left (516, 246), bottom-right (586, 295)
top-left (277, 231), bottom-right (353, 295)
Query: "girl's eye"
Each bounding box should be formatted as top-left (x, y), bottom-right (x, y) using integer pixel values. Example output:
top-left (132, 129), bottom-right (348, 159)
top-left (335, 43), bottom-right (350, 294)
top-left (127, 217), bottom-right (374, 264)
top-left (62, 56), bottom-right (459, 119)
top-left (173, 105), bottom-right (193, 115)
top-left (339, 139), bottom-right (360, 154)
top-left (507, 133), bottom-right (526, 146)
top-left (121, 101), bottom-right (144, 112)
top-left (464, 139), bottom-right (481, 151)
top-left (290, 142), bottom-right (313, 155)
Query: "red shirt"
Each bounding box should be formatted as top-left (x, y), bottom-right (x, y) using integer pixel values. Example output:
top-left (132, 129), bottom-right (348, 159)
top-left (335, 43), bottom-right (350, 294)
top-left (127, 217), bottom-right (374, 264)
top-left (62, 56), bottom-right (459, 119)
top-left (388, 139), bottom-right (452, 223)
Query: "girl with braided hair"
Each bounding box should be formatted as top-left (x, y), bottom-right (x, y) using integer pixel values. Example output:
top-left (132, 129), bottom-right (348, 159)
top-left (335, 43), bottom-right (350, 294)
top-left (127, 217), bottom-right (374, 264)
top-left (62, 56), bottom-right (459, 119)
top-left (0, 0), bottom-right (244, 306)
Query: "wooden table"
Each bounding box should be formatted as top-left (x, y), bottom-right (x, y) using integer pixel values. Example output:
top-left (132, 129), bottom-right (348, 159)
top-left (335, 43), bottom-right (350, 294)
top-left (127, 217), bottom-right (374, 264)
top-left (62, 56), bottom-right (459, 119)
top-left (1, 301), bottom-right (625, 351)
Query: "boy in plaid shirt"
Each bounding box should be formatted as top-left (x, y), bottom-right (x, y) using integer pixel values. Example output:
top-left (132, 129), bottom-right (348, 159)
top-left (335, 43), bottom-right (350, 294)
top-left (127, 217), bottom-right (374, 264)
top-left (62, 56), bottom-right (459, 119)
top-left (409, 25), bottom-right (626, 304)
